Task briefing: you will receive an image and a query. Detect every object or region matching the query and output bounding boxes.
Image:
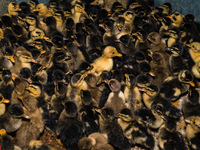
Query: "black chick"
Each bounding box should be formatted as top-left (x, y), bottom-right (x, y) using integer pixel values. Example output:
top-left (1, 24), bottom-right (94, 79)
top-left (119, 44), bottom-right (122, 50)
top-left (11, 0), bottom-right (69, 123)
top-left (56, 101), bottom-right (85, 150)
top-left (96, 107), bottom-right (131, 150)
top-left (79, 90), bottom-right (99, 135)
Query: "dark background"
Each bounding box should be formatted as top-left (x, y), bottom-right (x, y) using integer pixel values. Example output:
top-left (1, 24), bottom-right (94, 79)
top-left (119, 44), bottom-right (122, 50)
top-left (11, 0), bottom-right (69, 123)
top-left (0, 0), bottom-right (199, 22)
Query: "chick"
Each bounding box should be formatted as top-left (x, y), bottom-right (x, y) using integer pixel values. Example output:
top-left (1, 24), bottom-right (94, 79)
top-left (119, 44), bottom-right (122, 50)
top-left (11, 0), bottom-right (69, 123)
top-left (149, 51), bottom-right (169, 86)
top-left (158, 116), bottom-right (187, 150)
top-left (90, 46), bottom-right (122, 76)
top-left (79, 90), bottom-right (99, 135)
top-left (159, 70), bottom-right (195, 101)
top-left (0, 94), bottom-right (10, 116)
top-left (96, 107), bottom-right (131, 150)
top-left (0, 69), bottom-right (14, 100)
top-left (123, 74), bottom-right (142, 114)
top-left (0, 104), bottom-right (30, 133)
top-left (15, 92), bottom-right (44, 148)
top-left (182, 89), bottom-right (200, 119)
top-left (33, 3), bottom-right (53, 17)
top-left (103, 79), bottom-right (126, 116)
top-left (188, 42), bottom-right (200, 64)
top-left (117, 108), bottom-right (155, 149)
top-left (56, 101), bottom-right (85, 150)
top-left (185, 116), bottom-right (200, 150)
top-left (78, 132), bottom-right (114, 150)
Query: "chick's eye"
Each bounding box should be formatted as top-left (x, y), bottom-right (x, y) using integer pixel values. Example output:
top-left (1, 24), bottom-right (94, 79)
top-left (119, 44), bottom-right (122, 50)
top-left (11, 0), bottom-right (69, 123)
top-left (112, 52), bottom-right (115, 54)
top-left (24, 98), bottom-right (28, 101)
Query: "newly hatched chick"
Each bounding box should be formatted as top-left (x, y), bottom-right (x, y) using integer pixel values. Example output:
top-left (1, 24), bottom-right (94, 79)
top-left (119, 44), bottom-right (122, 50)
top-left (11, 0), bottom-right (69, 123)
top-left (96, 107), bottom-right (131, 150)
top-left (158, 116), bottom-right (187, 150)
top-left (0, 94), bottom-right (10, 116)
top-left (103, 79), bottom-right (126, 116)
top-left (0, 69), bottom-right (14, 100)
top-left (123, 74), bottom-right (142, 114)
top-left (117, 108), bottom-right (155, 149)
top-left (168, 11), bottom-right (184, 28)
top-left (15, 92), bottom-right (44, 148)
top-left (188, 42), bottom-right (200, 64)
top-left (147, 32), bottom-right (166, 52)
top-left (56, 101), bottom-right (85, 150)
top-left (185, 116), bottom-right (200, 150)
top-left (78, 132), bottom-right (114, 150)
top-left (65, 42), bottom-right (85, 72)
top-left (149, 51), bottom-right (169, 86)
top-left (182, 89), bottom-right (200, 119)
top-left (66, 73), bottom-right (88, 109)
top-left (168, 42), bottom-right (188, 76)
top-left (0, 104), bottom-right (30, 133)
top-left (159, 70), bottom-right (195, 101)
top-left (79, 90), bottom-right (99, 135)
top-left (33, 3), bottom-right (53, 17)
top-left (90, 46), bottom-right (122, 76)
top-left (0, 46), bottom-right (15, 70)
top-left (31, 63), bottom-right (48, 84)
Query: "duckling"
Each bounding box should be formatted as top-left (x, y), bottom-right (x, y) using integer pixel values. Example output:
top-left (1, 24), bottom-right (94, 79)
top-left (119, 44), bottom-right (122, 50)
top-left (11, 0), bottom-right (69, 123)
top-left (135, 107), bottom-right (164, 130)
top-left (124, 74), bottom-right (142, 114)
top-left (33, 3), bottom-right (53, 17)
top-left (65, 42), bottom-right (85, 72)
top-left (191, 61), bottom-right (200, 80)
top-left (139, 84), bottom-right (159, 109)
top-left (113, 16), bottom-right (125, 36)
top-left (70, 2), bottom-right (87, 24)
top-left (23, 140), bottom-right (55, 150)
top-left (158, 17), bottom-right (172, 35)
top-left (115, 23), bottom-right (133, 40)
top-left (0, 94), bottom-right (10, 116)
top-left (25, 14), bottom-right (39, 32)
top-left (0, 129), bottom-right (21, 150)
top-left (0, 69), bottom-right (14, 100)
top-left (31, 63), bottom-right (48, 84)
top-left (168, 43), bottom-right (188, 76)
top-left (136, 73), bottom-right (153, 88)
top-left (182, 89), bottom-right (200, 119)
top-left (159, 70), bottom-right (195, 101)
top-left (0, 104), bottom-right (30, 133)
top-left (100, 20), bottom-right (119, 48)
top-left (56, 101), bottom-right (85, 150)
top-left (6, 2), bottom-right (21, 23)
top-left (19, 67), bottom-right (32, 84)
top-left (10, 50), bottom-right (36, 77)
top-left (85, 73), bottom-right (102, 104)
top-left (95, 107), bottom-right (131, 150)
top-left (41, 16), bottom-right (57, 38)
top-left (15, 95), bottom-right (44, 148)
top-left (78, 132), bottom-right (114, 150)
top-left (168, 11), bottom-right (184, 28)
top-left (102, 79), bottom-right (126, 116)
top-left (79, 90), bottom-right (99, 135)
top-left (158, 2), bottom-right (172, 16)
top-left (90, 46), bottom-right (122, 76)
top-left (158, 116), bottom-right (187, 150)
top-left (0, 47), bottom-right (14, 70)
top-left (66, 73), bottom-right (88, 109)
top-left (27, 28), bottom-right (46, 43)
top-left (54, 10), bottom-right (65, 32)
top-left (148, 52), bottom-right (168, 86)
top-left (47, 51), bottom-right (71, 82)
top-left (162, 27), bottom-right (180, 49)
top-left (116, 34), bottom-right (136, 56)
top-left (185, 116), bottom-right (200, 150)
top-left (11, 76), bottom-right (28, 105)
top-left (132, 29), bottom-right (149, 52)
top-left (123, 9), bottom-right (135, 25)
top-left (19, 2), bottom-right (31, 15)
top-left (147, 32), bottom-right (166, 52)
top-left (117, 108), bottom-right (155, 149)
top-left (49, 82), bottom-right (66, 120)
top-left (28, 0), bottom-right (39, 12)
top-left (188, 42), bottom-right (200, 64)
